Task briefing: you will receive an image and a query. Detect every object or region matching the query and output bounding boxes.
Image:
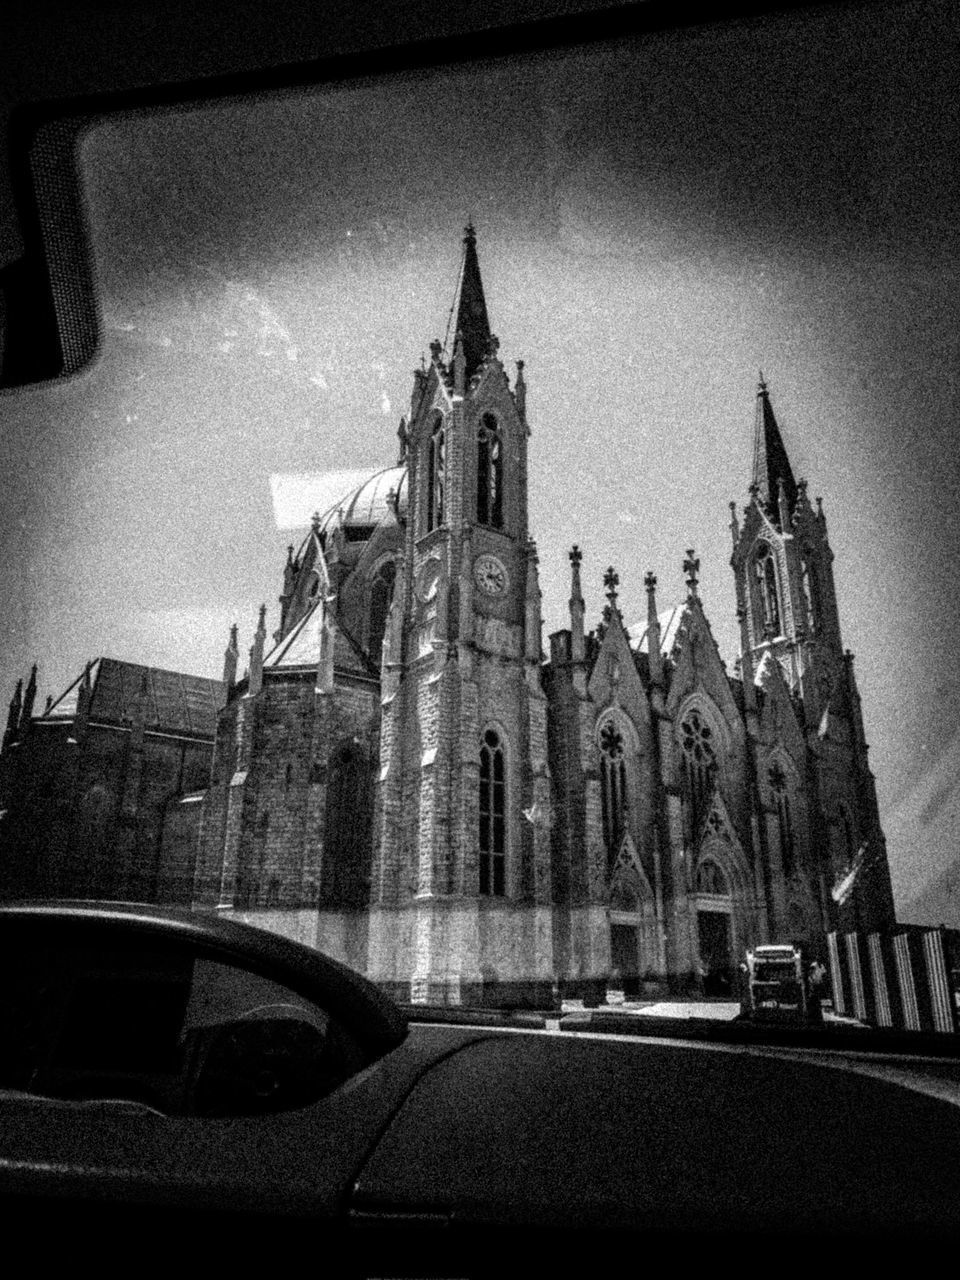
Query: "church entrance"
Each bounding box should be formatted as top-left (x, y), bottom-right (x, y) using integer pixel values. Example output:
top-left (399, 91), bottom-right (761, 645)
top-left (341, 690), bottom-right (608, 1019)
top-left (610, 922), bottom-right (640, 997)
top-left (697, 908), bottom-right (734, 997)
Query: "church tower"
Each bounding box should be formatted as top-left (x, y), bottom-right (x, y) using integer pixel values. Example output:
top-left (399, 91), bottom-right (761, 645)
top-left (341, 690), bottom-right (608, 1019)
top-left (368, 226), bottom-right (554, 1006)
top-left (730, 379), bottom-right (895, 937)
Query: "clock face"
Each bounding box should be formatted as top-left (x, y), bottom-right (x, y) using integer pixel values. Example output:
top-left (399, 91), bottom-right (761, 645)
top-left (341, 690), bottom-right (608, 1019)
top-left (474, 553), bottom-right (509, 597)
top-left (416, 559), bottom-right (442, 603)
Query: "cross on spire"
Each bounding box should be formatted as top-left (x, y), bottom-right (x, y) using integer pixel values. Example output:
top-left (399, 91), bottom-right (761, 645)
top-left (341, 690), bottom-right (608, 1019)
top-left (604, 566), bottom-right (620, 605)
top-left (569, 544), bottom-right (583, 567)
top-left (683, 549), bottom-right (700, 596)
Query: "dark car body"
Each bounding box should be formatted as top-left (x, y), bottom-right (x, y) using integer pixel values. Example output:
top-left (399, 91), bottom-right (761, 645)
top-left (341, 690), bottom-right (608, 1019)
top-left (3, 901), bottom-right (960, 1269)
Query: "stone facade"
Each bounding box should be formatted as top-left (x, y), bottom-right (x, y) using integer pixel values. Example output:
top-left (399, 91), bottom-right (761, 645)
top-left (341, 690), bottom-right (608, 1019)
top-left (0, 659), bottom-right (222, 903)
top-left (0, 227), bottom-right (896, 1006)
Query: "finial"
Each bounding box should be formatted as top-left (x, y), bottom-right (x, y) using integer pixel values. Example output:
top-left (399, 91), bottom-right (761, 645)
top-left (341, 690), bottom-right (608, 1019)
top-left (286, 544), bottom-right (294, 565)
top-left (429, 339), bottom-right (443, 363)
top-left (516, 359), bottom-right (525, 376)
top-left (229, 622), bottom-right (238, 646)
top-left (758, 369), bottom-right (767, 393)
top-left (463, 220), bottom-right (476, 246)
top-left (44, 694), bottom-right (52, 713)
top-left (311, 510), bottom-right (321, 531)
top-left (569, 544), bottom-right (583, 567)
top-left (683, 549), bottom-right (700, 596)
top-left (748, 480), bottom-right (760, 501)
top-left (603, 566), bottom-right (620, 605)
top-left (816, 496), bottom-right (824, 517)
top-left (486, 333), bottom-right (500, 359)
top-left (644, 571), bottom-right (657, 594)
top-left (397, 416), bottom-right (408, 464)
top-left (257, 603), bottom-right (267, 630)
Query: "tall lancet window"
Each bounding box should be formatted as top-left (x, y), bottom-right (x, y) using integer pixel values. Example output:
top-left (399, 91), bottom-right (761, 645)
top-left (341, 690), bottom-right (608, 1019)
top-left (799, 547), bottom-right (819, 632)
top-left (769, 763), bottom-right (795, 878)
top-left (754, 543), bottom-right (782, 637)
top-left (479, 727), bottom-right (506, 896)
top-left (679, 707), bottom-right (716, 829)
top-left (367, 559), bottom-right (396, 669)
top-left (476, 413), bottom-right (503, 528)
top-left (598, 718), bottom-right (628, 860)
top-left (426, 416), bottom-right (445, 532)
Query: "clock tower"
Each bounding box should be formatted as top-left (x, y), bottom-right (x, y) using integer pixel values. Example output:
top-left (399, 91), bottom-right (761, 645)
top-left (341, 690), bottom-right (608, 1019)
top-left (368, 226), bottom-right (555, 1006)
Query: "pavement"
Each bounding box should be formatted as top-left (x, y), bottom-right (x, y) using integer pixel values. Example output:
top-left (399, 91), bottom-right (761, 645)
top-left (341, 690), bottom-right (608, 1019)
top-left (560, 997), bottom-right (865, 1026)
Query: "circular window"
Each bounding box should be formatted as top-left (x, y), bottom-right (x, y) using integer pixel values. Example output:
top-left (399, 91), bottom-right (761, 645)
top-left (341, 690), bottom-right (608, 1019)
top-left (679, 709), bottom-right (715, 765)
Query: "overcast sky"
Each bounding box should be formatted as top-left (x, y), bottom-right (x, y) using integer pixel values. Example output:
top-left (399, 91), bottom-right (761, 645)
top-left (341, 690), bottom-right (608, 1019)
top-left (1, 0), bottom-right (958, 913)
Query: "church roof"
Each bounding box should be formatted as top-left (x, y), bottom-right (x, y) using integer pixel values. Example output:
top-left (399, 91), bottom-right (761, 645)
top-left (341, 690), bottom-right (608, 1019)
top-left (39, 658), bottom-right (223, 737)
top-left (263, 596), bottom-right (375, 676)
top-left (752, 379), bottom-right (798, 526)
top-left (263, 598), bottom-right (325, 669)
top-left (313, 464), bottom-right (407, 539)
top-left (627, 605), bottom-right (686, 658)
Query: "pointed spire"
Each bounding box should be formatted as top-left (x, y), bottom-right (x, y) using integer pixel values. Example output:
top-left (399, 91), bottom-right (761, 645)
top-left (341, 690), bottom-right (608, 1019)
top-left (452, 221), bottom-right (492, 381)
top-left (644, 572), bottom-right (664, 692)
top-left (223, 622), bottom-right (239, 693)
top-left (248, 605), bottom-right (266, 696)
top-left (514, 360), bottom-right (527, 420)
top-left (728, 500), bottom-right (740, 547)
top-left (20, 664), bottom-right (37, 729)
top-left (752, 377), bottom-right (798, 526)
top-left (568, 545), bottom-right (585, 663)
top-left (3, 678), bottom-right (22, 749)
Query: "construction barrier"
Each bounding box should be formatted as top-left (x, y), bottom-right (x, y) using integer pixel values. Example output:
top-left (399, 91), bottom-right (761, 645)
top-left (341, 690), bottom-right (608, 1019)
top-left (826, 925), bottom-right (960, 1035)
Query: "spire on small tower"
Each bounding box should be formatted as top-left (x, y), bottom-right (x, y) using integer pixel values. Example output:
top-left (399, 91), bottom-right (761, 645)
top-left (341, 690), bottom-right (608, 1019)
top-left (644, 572), bottom-right (664, 693)
top-left (569, 544), bottom-right (585, 662)
top-left (3, 678), bottom-right (22, 749)
top-left (514, 360), bottom-right (527, 420)
top-left (20, 664), bottom-right (37, 729)
top-left (752, 376), bottom-right (798, 527)
top-left (450, 221), bottom-right (492, 382)
top-left (248, 605), bottom-right (266, 696)
top-left (223, 622), bottom-right (239, 693)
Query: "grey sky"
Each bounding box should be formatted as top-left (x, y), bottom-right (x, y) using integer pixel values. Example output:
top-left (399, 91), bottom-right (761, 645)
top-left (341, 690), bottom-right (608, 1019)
top-left (1, 0), bottom-right (958, 913)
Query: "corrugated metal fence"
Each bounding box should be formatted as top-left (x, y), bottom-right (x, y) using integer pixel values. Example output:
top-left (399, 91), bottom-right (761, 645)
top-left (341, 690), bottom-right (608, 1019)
top-left (827, 925), bottom-right (960, 1035)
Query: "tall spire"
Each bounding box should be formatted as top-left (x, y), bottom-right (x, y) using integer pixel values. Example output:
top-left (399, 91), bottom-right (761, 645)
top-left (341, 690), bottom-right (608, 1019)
top-left (752, 376), bottom-right (798, 526)
top-left (452, 222), bottom-right (492, 381)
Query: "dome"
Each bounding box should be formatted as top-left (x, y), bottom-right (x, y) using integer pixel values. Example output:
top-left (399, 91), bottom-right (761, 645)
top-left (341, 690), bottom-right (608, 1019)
top-left (316, 465), bottom-right (408, 538)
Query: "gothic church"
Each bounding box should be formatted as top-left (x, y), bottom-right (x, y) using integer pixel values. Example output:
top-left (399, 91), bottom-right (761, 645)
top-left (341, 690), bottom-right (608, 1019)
top-left (1, 226), bottom-right (896, 1005)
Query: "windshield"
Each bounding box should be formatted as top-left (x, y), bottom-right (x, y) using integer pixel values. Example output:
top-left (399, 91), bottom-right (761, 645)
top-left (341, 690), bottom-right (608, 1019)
top-left (1, 0), bottom-right (958, 1024)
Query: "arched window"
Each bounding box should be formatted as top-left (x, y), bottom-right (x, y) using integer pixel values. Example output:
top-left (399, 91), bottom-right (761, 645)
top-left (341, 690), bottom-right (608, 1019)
top-left (479, 727), bottom-right (506, 896)
top-left (426, 416), bottom-right (445, 532)
top-left (368, 559), bottom-right (397, 668)
top-left (754, 543), bottom-right (782, 637)
top-left (696, 859), bottom-right (728, 895)
top-left (678, 706), bottom-right (717, 828)
top-left (477, 413), bottom-right (504, 528)
top-left (322, 743), bottom-right (374, 907)
top-left (598, 717), bottom-right (628, 859)
top-left (769, 762), bottom-right (795, 877)
top-left (799, 547), bottom-right (819, 632)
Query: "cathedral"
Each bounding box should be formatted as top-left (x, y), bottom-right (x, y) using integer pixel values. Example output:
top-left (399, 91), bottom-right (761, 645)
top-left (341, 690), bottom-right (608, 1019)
top-left (1, 226), bottom-right (896, 1006)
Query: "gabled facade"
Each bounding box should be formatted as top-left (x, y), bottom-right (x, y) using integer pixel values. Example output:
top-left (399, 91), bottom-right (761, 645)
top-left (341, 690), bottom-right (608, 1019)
top-left (1, 228), bottom-right (896, 1004)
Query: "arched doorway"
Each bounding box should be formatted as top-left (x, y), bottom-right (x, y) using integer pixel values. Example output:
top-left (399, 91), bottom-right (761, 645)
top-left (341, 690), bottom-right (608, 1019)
top-left (608, 838), bottom-right (659, 996)
top-left (693, 856), bottom-right (736, 997)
